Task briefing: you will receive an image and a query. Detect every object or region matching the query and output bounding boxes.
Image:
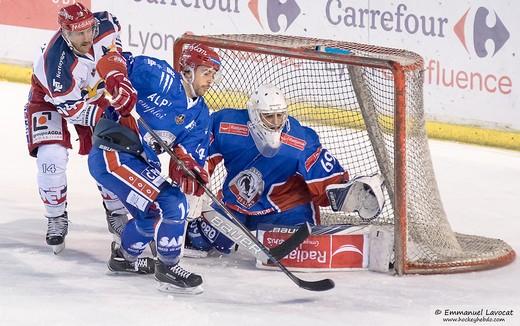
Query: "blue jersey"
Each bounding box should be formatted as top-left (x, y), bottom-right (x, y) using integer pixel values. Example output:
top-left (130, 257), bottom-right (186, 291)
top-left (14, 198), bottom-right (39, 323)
top-left (208, 109), bottom-right (347, 217)
top-left (89, 55), bottom-right (206, 263)
top-left (128, 55), bottom-right (210, 168)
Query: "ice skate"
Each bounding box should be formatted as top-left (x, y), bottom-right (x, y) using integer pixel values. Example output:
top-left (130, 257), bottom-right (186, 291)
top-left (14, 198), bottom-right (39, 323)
top-left (155, 260), bottom-right (203, 294)
top-left (46, 212), bottom-right (69, 255)
top-left (107, 242), bottom-right (155, 274)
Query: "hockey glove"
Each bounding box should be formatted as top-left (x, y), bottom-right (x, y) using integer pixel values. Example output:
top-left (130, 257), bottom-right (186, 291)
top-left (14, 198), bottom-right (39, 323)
top-left (325, 173), bottom-right (385, 220)
top-left (104, 72), bottom-right (137, 117)
top-left (96, 51), bottom-right (136, 117)
top-left (169, 146), bottom-right (209, 197)
top-left (96, 51), bottom-right (128, 77)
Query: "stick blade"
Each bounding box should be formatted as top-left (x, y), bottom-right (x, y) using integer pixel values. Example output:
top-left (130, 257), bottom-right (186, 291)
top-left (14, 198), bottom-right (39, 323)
top-left (297, 278), bottom-right (335, 292)
top-left (268, 222), bottom-right (311, 260)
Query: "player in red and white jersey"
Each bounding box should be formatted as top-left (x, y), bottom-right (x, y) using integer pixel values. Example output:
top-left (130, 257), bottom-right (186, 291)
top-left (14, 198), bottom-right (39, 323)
top-left (23, 2), bottom-right (136, 254)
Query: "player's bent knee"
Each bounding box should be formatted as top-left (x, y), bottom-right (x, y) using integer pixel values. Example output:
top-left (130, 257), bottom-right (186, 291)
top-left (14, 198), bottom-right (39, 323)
top-left (156, 186), bottom-right (188, 222)
top-left (36, 144), bottom-right (69, 216)
top-left (36, 144), bottom-right (68, 175)
top-left (133, 217), bottom-right (156, 236)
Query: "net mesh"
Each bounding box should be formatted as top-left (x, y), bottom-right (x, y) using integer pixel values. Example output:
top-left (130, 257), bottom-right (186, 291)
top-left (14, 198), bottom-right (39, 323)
top-left (179, 34), bottom-right (515, 274)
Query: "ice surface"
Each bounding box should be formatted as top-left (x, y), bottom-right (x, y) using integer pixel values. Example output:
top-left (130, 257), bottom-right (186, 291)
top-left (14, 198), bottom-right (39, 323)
top-left (0, 81), bottom-right (518, 326)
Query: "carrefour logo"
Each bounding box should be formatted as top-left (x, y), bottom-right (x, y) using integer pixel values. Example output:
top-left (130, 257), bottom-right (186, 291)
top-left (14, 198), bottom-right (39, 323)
top-left (453, 7), bottom-right (510, 58)
top-left (326, 2), bottom-right (450, 39)
top-left (248, 0), bottom-right (301, 32)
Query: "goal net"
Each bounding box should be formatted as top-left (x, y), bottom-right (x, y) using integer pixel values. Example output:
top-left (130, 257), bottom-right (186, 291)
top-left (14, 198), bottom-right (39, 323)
top-left (173, 34), bottom-right (515, 275)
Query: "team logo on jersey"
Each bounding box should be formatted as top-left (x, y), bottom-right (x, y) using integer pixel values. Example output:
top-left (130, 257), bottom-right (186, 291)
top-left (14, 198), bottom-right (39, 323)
top-left (86, 79), bottom-right (104, 99)
top-left (52, 79), bottom-right (63, 92)
top-left (229, 167), bottom-right (265, 208)
top-left (175, 114), bottom-right (185, 125)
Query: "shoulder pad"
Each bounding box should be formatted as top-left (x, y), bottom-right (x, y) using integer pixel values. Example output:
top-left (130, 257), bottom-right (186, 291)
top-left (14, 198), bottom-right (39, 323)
top-left (43, 36), bottom-right (76, 97)
top-left (131, 56), bottom-right (181, 95)
top-left (94, 12), bottom-right (119, 40)
top-left (213, 108), bottom-right (248, 121)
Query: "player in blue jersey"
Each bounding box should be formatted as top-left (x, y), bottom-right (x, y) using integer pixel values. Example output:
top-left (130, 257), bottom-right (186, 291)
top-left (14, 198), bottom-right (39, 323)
top-left (24, 3), bottom-right (135, 254)
top-left (186, 84), bottom-right (385, 255)
top-left (88, 43), bottom-right (221, 293)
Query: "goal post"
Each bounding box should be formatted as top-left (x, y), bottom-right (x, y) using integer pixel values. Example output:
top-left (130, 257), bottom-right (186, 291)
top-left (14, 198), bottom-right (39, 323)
top-left (173, 34), bottom-right (515, 275)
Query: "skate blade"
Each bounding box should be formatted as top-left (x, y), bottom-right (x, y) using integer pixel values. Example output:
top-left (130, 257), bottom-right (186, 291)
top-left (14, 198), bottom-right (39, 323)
top-left (51, 243), bottom-right (65, 255)
top-left (106, 263), bottom-right (155, 275)
top-left (156, 281), bottom-right (204, 295)
top-left (183, 248), bottom-right (208, 258)
top-left (107, 265), bottom-right (144, 276)
top-left (106, 270), bottom-right (142, 276)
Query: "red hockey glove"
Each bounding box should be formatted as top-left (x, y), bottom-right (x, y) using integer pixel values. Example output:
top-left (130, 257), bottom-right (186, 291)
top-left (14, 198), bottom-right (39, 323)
top-left (96, 51), bottom-right (128, 78)
top-left (104, 72), bottom-right (137, 117)
top-left (97, 51), bottom-right (136, 117)
top-left (169, 147), bottom-right (209, 197)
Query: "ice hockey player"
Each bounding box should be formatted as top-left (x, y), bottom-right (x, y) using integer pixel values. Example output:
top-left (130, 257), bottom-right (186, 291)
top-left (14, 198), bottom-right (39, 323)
top-left (88, 43), bottom-right (221, 293)
top-left (185, 84), bottom-right (385, 256)
top-left (23, 3), bottom-right (133, 254)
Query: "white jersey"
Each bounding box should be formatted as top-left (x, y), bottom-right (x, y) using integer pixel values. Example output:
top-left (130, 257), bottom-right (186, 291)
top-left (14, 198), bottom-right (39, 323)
top-left (31, 11), bottom-right (122, 127)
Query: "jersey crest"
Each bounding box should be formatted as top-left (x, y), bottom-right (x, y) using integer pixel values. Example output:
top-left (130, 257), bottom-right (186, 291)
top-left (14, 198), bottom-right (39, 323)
top-left (229, 167), bottom-right (265, 208)
top-left (175, 114), bottom-right (185, 125)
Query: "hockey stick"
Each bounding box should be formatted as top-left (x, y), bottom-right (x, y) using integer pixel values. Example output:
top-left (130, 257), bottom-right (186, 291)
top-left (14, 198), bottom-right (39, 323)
top-left (132, 111), bottom-right (334, 292)
top-left (153, 171), bottom-right (310, 262)
top-left (201, 210), bottom-right (311, 263)
top-left (267, 223), bottom-right (312, 261)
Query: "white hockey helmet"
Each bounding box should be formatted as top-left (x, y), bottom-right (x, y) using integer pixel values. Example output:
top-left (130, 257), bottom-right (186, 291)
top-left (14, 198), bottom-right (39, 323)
top-left (247, 84), bottom-right (289, 157)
